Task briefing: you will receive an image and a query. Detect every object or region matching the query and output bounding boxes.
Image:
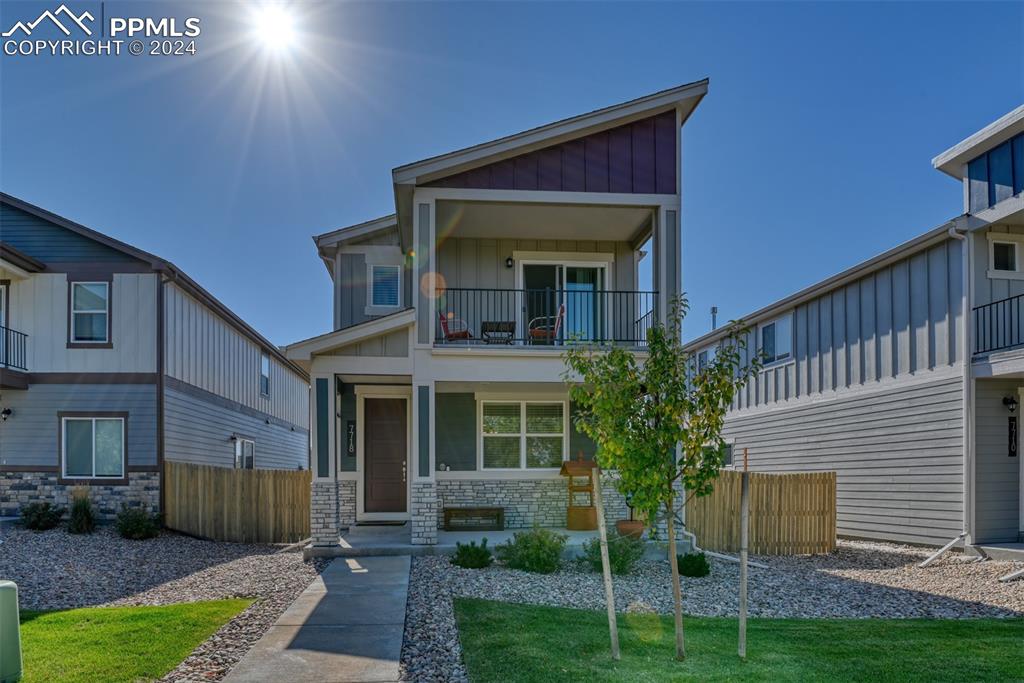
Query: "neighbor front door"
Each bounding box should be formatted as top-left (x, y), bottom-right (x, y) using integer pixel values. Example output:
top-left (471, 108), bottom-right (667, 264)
top-left (364, 398), bottom-right (407, 514)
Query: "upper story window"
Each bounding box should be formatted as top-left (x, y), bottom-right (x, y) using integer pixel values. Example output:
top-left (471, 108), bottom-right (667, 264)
top-left (369, 264), bottom-right (401, 308)
top-left (260, 353), bottom-right (271, 397)
top-left (70, 282), bottom-right (110, 344)
top-left (480, 400), bottom-right (566, 470)
top-left (760, 314), bottom-right (792, 364)
top-left (968, 132), bottom-right (1024, 213)
top-left (987, 233), bottom-right (1024, 280)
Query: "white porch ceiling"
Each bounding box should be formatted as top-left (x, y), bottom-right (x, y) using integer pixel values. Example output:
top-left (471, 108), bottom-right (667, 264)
top-left (435, 200), bottom-right (652, 242)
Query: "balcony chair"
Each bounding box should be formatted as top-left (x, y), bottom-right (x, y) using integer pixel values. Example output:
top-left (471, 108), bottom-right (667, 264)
top-left (438, 311), bottom-right (473, 343)
top-left (528, 303), bottom-right (565, 345)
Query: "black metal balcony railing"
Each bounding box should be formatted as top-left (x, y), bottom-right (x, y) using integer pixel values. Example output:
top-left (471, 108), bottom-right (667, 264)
top-left (435, 288), bottom-right (658, 346)
top-left (0, 324), bottom-right (28, 371)
top-left (973, 294), bottom-right (1024, 354)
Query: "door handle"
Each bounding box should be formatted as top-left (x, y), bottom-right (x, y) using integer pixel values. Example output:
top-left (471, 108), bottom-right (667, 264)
top-left (402, 463), bottom-right (407, 483)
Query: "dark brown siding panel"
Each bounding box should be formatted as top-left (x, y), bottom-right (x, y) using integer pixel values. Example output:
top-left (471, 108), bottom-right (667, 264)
top-left (631, 117), bottom-right (656, 194)
top-left (561, 139), bottom-right (586, 192)
top-left (425, 112), bottom-right (677, 195)
top-left (654, 110), bottom-right (677, 194)
top-left (538, 147), bottom-right (562, 191)
top-left (608, 125), bottom-right (633, 193)
top-left (585, 133), bottom-right (609, 193)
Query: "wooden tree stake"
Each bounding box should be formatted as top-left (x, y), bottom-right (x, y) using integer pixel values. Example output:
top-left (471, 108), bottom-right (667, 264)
top-left (592, 466), bottom-right (620, 660)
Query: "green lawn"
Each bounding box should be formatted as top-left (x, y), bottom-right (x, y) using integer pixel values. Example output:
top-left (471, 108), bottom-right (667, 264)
top-left (455, 598), bottom-right (1023, 682)
top-left (19, 599), bottom-right (251, 683)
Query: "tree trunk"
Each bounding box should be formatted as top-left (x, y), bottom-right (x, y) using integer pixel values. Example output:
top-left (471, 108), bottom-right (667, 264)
top-left (666, 496), bottom-right (686, 660)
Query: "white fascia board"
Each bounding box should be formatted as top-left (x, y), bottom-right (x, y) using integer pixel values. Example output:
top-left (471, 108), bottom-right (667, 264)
top-left (392, 80), bottom-right (708, 186)
top-left (314, 214), bottom-right (398, 251)
top-left (284, 308), bottom-right (416, 360)
top-left (932, 105), bottom-right (1024, 179)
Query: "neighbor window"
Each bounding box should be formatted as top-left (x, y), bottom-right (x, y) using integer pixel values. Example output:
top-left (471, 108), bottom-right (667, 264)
top-left (697, 350), bottom-right (708, 371)
top-left (370, 265), bottom-right (400, 307)
top-left (481, 400), bottom-right (566, 469)
top-left (62, 416), bottom-right (124, 479)
top-left (235, 438), bottom-right (255, 469)
top-left (260, 353), bottom-right (271, 396)
top-left (993, 241), bottom-right (1017, 272)
top-left (760, 314), bottom-right (792, 364)
top-left (70, 282), bottom-right (109, 343)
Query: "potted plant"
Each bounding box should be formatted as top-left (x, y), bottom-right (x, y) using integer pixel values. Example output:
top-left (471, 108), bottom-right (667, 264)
top-left (616, 495), bottom-right (645, 539)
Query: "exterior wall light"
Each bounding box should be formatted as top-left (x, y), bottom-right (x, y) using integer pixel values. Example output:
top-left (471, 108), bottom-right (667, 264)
top-left (0, 408), bottom-right (11, 422)
top-left (1003, 396), bottom-right (1018, 413)
top-left (505, 257), bottom-right (514, 268)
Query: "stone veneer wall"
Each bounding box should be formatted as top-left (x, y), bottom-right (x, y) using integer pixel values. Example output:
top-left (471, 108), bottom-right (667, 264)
top-left (310, 480), bottom-right (338, 546)
top-left (435, 478), bottom-right (629, 530)
top-left (411, 481), bottom-right (438, 545)
top-left (338, 479), bottom-right (356, 528)
top-left (0, 471), bottom-right (159, 520)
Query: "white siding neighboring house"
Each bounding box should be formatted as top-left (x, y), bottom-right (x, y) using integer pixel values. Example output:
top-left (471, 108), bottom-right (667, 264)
top-left (0, 193), bottom-right (310, 520)
top-left (685, 105), bottom-right (1024, 552)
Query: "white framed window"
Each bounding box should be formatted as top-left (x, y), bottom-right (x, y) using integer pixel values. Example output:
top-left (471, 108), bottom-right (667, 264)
top-left (70, 282), bottom-right (110, 343)
top-left (760, 313), bottom-right (792, 364)
top-left (62, 416), bottom-right (125, 479)
top-left (479, 400), bottom-right (567, 470)
top-left (987, 233), bottom-right (1024, 280)
top-left (369, 264), bottom-right (401, 308)
top-left (696, 345), bottom-right (717, 371)
top-left (260, 353), bottom-right (270, 397)
top-left (234, 438), bottom-right (255, 469)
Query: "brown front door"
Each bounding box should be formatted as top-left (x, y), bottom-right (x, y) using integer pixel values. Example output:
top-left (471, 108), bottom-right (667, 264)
top-left (364, 398), bottom-right (407, 513)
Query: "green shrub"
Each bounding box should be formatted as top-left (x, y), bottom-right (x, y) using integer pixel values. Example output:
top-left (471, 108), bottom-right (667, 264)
top-left (67, 496), bottom-right (97, 534)
top-left (582, 532), bottom-right (646, 575)
top-left (496, 529), bottom-right (567, 574)
top-left (451, 538), bottom-right (494, 569)
top-left (20, 502), bottom-right (64, 531)
top-left (677, 551), bottom-right (711, 577)
top-left (115, 505), bottom-right (160, 540)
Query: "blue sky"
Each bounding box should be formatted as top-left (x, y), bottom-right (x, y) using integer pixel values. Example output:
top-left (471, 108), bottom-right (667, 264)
top-left (1, 1), bottom-right (1022, 345)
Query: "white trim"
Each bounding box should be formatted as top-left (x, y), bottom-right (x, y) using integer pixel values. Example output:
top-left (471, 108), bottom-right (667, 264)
top-left (0, 259), bottom-right (31, 280)
top-left (356, 386), bottom-right (413, 522)
top-left (987, 232), bottom-right (1024, 280)
top-left (437, 470), bottom-right (565, 481)
top-left (69, 281), bottom-right (110, 344)
top-left (285, 309), bottom-right (416, 360)
top-left (60, 416), bottom-right (125, 479)
top-left (512, 250), bottom-right (615, 264)
top-left (514, 256), bottom-right (613, 342)
top-left (477, 398), bottom-right (568, 472)
top-left (933, 104), bottom-right (1024, 178)
top-left (234, 437), bottom-right (256, 469)
top-left (259, 353), bottom-right (271, 398)
top-left (758, 312), bottom-right (793, 365)
top-left (315, 214), bottom-right (398, 249)
top-left (366, 263), bottom-right (402, 312)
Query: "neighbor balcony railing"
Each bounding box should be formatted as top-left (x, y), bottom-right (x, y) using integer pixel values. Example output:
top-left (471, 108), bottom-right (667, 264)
top-left (435, 288), bottom-right (657, 347)
top-left (0, 324), bottom-right (28, 371)
top-left (973, 293), bottom-right (1024, 355)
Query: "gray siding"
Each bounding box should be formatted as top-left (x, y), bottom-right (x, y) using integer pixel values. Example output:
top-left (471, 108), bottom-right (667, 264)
top-left (0, 383), bottom-right (157, 468)
top-left (972, 225), bottom-right (1024, 307)
top-left (330, 329), bottom-right (408, 357)
top-left (0, 203), bottom-right (140, 264)
top-left (164, 384), bottom-right (308, 470)
top-left (973, 379), bottom-right (1021, 543)
top-left (722, 374), bottom-right (964, 546)
top-left (337, 382), bottom-right (357, 473)
top-left (416, 203), bottom-right (432, 344)
top-left (436, 393), bottom-right (476, 471)
top-left (731, 238), bottom-right (963, 410)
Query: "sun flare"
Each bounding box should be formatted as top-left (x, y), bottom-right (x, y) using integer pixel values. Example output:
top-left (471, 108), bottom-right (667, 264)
top-left (251, 4), bottom-right (296, 53)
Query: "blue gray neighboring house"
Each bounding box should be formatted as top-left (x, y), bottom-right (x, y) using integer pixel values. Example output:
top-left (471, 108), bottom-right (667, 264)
top-left (0, 193), bottom-right (310, 519)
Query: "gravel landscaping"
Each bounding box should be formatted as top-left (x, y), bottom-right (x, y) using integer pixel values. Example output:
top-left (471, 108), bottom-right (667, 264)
top-left (400, 540), bottom-right (1024, 682)
top-left (0, 526), bottom-right (327, 682)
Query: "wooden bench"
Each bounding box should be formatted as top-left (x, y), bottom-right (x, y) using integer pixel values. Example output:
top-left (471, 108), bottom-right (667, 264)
top-left (443, 506), bottom-right (505, 531)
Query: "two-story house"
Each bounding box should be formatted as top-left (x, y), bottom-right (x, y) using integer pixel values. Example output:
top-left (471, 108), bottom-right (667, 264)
top-left (0, 193), bottom-right (310, 519)
top-left (285, 82), bottom-right (705, 546)
top-left (684, 105), bottom-right (1024, 557)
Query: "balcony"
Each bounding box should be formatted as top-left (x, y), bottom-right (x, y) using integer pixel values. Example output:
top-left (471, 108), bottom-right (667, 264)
top-left (974, 294), bottom-right (1024, 355)
top-left (435, 288), bottom-right (657, 348)
top-left (0, 324), bottom-right (28, 389)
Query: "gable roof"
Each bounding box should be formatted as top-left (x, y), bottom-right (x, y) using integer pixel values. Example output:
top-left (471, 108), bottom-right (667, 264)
top-left (284, 307), bottom-right (415, 362)
top-left (0, 192), bottom-right (308, 381)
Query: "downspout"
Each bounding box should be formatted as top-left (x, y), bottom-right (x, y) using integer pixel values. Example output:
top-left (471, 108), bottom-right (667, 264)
top-left (947, 223), bottom-right (972, 544)
top-left (155, 270), bottom-right (167, 517)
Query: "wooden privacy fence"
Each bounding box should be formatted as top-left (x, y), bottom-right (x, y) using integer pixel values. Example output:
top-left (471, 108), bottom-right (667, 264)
top-left (686, 470), bottom-right (836, 555)
top-left (164, 461), bottom-right (310, 544)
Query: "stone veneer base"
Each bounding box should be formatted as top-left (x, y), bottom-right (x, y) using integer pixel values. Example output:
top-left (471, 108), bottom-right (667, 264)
top-left (0, 471), bottom-right (159, 520)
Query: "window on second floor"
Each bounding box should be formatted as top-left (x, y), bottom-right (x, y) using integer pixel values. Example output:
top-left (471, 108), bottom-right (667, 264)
top-left (370, 264), bottom-right (401, 308)
top-left (260, 353), bottom-right (271, 397)
top-left (968, 132), bottom-right (1024, 213)
top-left (987, 234), bottom-right (1024, 280)
top-left (760, 314), bottom-right (792, 364)
top-left (70, 282), bottom-right (110, 344)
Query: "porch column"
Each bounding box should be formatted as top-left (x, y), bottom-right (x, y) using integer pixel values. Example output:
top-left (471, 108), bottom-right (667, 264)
top-left (656, 206), bottom-right (681, 333)
top-left (410, 382), bottom-right (437, 545)
top-left (310, 375), bottom-right (339, 546)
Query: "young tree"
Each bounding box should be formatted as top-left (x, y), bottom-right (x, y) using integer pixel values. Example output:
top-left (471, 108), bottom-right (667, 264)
top-left (563, 296), bottom-right (760, 660)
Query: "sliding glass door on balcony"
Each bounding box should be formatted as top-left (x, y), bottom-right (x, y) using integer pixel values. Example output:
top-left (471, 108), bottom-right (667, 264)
top-left (522, 263), bottom-right (607, 344)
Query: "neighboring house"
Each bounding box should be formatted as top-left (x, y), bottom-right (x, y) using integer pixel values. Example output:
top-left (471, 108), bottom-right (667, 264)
top-left (0, 193), bottom-right (310, 519)
top-left (286, 82), bottom-right (704, 545)
top-left (685, 105), bottom-right (1024, 552)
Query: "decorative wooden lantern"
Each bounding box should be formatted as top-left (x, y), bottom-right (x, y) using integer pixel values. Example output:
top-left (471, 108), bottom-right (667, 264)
top-left (559, 452), bottom-right (598, 530)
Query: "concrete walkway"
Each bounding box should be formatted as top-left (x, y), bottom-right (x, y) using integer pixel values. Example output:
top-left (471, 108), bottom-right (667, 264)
top-left (225, 555), bottom-right (409, 683)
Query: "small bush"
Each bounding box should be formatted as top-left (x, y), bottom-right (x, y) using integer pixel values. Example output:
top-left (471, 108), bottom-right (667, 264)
top-left (67, 496), bottom-right (97, 534)
top-left (495, 529), bottom-right (567, 574)
top-left (451, 538), bottom-right (494, 569)
top-left (677, 551), bottom-right (711, 577)
top-left (20, 502), bottom-right (64, 531)
top-left (115, 505), bottom-right (160, 540)
top-left (582, 532), bottom-right (646, 575)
